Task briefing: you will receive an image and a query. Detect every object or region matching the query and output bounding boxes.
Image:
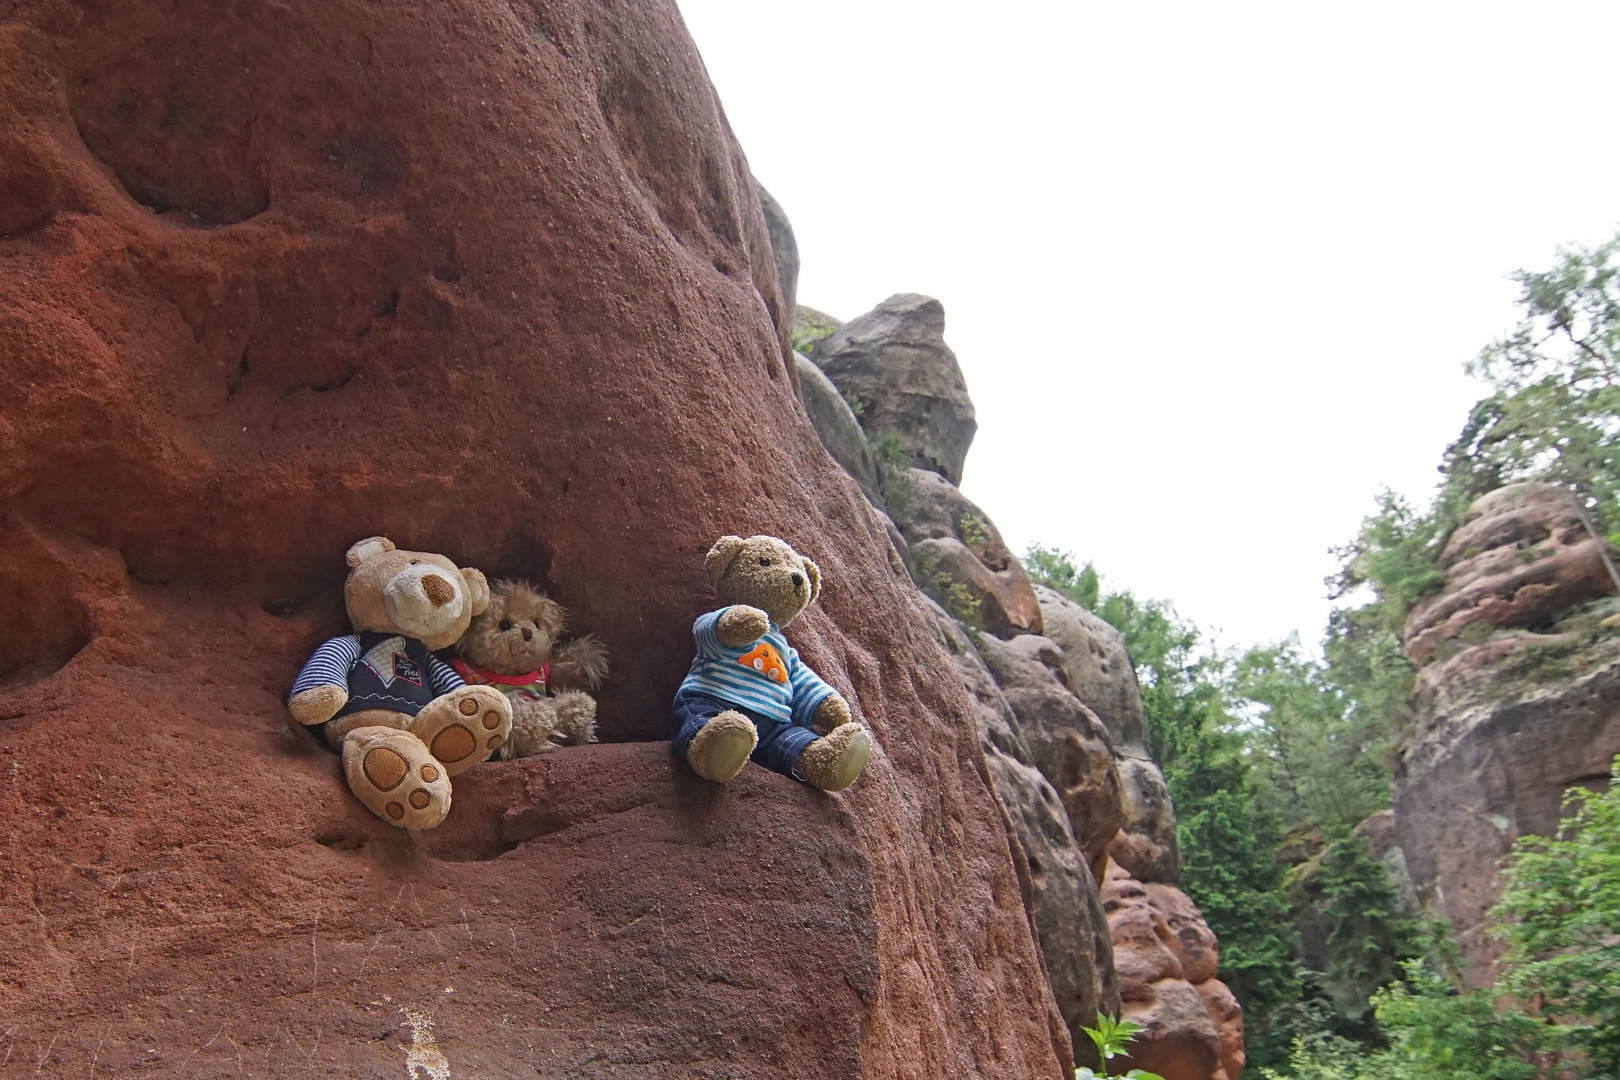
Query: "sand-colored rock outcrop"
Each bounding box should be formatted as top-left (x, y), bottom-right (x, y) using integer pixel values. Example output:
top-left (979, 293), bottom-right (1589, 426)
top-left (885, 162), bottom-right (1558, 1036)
top-left (0, 3), bottom-right (1073, 1075)
top-left (1394, 482), bottom-right (1620, 983)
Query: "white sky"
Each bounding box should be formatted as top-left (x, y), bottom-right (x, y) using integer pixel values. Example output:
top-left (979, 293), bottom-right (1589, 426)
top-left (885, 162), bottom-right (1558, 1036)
top-left (676, 0), bottom-right (1620, 650)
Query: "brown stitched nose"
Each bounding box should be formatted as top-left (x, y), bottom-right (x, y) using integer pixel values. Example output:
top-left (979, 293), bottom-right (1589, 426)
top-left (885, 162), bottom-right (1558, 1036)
top-left (521, 628), bottom-right (533, 641)
top-left (791, 573), bottom-right (804, 589)
top-left (422, 574), bottom-right (455, 607)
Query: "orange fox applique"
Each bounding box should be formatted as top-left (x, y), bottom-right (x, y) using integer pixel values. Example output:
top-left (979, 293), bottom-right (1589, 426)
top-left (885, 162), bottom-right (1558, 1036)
top-left (737, 641), bottom-right (789, 684)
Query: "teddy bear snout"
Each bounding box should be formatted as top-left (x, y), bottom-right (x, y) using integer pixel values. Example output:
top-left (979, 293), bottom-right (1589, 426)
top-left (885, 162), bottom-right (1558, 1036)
top-left (422, 574), bottom-right (456, 607)
top-left (382, 565), bottom-right (466, 637)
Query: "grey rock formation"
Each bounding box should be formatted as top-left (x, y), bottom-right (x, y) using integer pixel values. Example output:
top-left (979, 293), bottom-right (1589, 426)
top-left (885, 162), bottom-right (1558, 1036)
top-left (926, 599), bottom-right (1120, 1058)
top-left (978, 633), bottom-right (1125, 872)
top-left (889, 467), bottom-right (1043, 638)
top-left (1110, 757), bottom-right (1183, 884)
top-left (1393, 482), bottom-right (1620, 983)
top-left (755, 179), bottom-right (798, 329)
top-left (1036, 584), bottom-right (1148, 751)
top-left (809, 293), bottom-right (977, 485)
top-left (795, 352), bottom-right (882, 505)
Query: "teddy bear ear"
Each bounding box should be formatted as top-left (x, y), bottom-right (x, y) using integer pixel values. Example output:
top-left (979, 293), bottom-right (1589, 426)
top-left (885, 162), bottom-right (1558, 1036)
top-left (461, 568), bottom-right (491, 615)
top-left (802, 557), bottom-right (822, 603)
top-left (345, 536), bottom-right (396, 568)
top-left (705, 535), bottom-right (747, 581)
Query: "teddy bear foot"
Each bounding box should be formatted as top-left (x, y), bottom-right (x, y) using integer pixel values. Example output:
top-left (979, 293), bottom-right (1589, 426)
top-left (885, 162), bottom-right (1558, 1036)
top-left (796, 723), bottom-right (871, 792)
top-left (686, 710), bottom-right (758, 783)
top-left (409, 685), bottom-right (512, 777)
top-left (341, 726), bottom-right (452, 830)
top-left (549, 690), bottom-right (598, 746)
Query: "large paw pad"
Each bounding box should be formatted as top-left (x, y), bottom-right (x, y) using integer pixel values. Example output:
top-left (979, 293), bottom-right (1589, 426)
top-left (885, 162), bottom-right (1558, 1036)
top-left (410, 686), bottom-right (512, 777)
top-left (342, 727), bottom-right (452, 831)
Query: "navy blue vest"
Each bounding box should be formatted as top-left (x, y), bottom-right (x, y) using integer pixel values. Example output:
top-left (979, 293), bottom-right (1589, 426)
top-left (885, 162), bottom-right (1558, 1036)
top-left (332, 632), bottom-right (437, 719)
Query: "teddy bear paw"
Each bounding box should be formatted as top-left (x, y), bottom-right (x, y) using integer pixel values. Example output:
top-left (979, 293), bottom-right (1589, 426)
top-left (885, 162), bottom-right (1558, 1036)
top-left (796, 723), bottom-right (871, 792)
top-left (341, 726), bottom-right (452, 830)
top-left (408, 685), bottom-right (512, 776)
top-left (686, 710), bottom-right (758, 783)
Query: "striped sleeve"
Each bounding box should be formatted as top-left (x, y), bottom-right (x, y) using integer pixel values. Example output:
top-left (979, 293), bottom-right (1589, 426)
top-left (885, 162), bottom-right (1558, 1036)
top-left (427, 653), bottom-right (466, 696)
top-left (692, 609), bottom-right (725, 658)
top-left (289, 635), bottom-right (361, 701)
top-left (787, 646), bottom-right (837, 727)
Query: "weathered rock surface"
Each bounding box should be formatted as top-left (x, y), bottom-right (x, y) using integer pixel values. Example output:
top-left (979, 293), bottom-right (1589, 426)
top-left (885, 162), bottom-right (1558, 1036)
top-left (755, 179), bottom-right (798, 329)
top-left (929, 600), bottom-right (1119, 1065)
top-left (890, 467), bottom-right (1043, 638)
top-left (809, 293), bottom-right (977, 486)
top-left (978, 633), bottom-right (1125, 873)
top-left (1103, 863), bottom-right (1244, 1080)
top-left (1110, 756), bottom-right (1183, 884)
top-left (1036, 584), bottom-right (1148, 750)
top-left (1394, 482), bottom-right (1620, 983)
top-left (0, 3), bottom-right (1071, 1075)
top-left (795, 351), bottom-right (883, 506)
top-left (1354, 809), bottom-right (1418, 914)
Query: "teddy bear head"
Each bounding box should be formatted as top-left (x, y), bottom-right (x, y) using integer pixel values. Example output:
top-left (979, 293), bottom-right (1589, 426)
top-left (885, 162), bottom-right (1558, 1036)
top-left (706, 534), bottom-right (823, 628)
top-left (458, 579), bottom-right (566, 674)
top-left (342, 536), bottom-right (491, 651)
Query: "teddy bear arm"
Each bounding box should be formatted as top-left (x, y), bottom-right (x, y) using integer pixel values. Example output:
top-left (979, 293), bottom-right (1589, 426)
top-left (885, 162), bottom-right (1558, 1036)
top-left (290, 684), bottom-right (349, 726)
top-left (715, 605), bottom-right (770, 648)
top-left (813, 693), bottom-right (853, 729)
top-left (550, 635), bottom-right (609, 690)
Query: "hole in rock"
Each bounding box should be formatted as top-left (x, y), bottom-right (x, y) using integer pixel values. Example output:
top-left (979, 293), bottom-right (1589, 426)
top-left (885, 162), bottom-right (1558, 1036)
top-left (315, 832), bottom-right (365, 851)
top-left (0, 560), bottom-right (89, 694)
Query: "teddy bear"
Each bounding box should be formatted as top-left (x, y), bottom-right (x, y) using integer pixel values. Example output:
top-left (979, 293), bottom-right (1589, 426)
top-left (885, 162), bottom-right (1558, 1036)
top-left (287, 536), bottom-right (514, 830)
top-left (450, 578), bottom-right (609, 758)
top-left (672, 534), bottom-right (872, 791)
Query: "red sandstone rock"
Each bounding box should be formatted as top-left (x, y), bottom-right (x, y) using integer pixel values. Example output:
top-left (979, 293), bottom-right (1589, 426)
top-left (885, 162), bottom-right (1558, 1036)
top-left (0, 2), bottom-right (1069, 1074)
top-left (1102, 862), bottom-right (1242, 1080)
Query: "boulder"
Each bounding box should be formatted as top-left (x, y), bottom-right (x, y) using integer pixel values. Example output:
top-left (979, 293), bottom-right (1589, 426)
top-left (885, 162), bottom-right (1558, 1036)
top-left (1403, 482), bottom-right (1619, 666)
top-left (891, 468), bottom-right (1043, 638)
top-left (755, 179), bottom-right (799, 329)
top-left (978, 634), bottom-right (1125, 870)
top-left (1394, 482), bottom-right (1620, 984)
top-left (929, 600), bottom-right (1120, 1062)
top-left (809, 293), bottom-right (977, 486)
top-left (1109, 757), bottom-right (1183, 884)
top-left (0, 4), bottom-right (1073, 1076)
top-left (795, 351), bottom-right (883, 506)
top-left (792, 304), bottom-right (843, 357)
top-left (1103, 863), bottom-right (1243, 1080)
top-left (1035, 584), bottom-right (1148, 751)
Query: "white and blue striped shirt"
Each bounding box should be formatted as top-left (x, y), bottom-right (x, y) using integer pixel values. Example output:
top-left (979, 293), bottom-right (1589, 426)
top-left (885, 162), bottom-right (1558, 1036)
top-left (676, 608), bottom-right (836, 726)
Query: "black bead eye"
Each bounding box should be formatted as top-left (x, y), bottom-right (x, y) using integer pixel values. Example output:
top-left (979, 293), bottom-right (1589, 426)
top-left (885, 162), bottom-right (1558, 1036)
top-left (759, 557), bottom-right (771, 566)
top-left (498, 619), bottom-right (512, 631)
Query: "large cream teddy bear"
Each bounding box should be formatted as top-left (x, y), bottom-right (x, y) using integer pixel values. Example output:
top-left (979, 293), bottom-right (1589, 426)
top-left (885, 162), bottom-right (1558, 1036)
top-left (673, 534), bottom-right (872, 791)
top-left (287, 537), bottom-right (513, 829)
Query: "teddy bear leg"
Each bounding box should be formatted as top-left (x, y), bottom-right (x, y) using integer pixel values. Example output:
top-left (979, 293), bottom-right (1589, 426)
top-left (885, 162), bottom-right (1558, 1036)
top-left (408, 685), bottom-right (512, 776)
top-left (340, 726), bottom-right (452, 830)
top-left (548, 690), bottom-right (598, 746)
top-left (678, 709), bottom-right (758, 783)
top-left (793, 723), bottom-right (872, 793)
top-left (500, 696), bottom-right (561, 760)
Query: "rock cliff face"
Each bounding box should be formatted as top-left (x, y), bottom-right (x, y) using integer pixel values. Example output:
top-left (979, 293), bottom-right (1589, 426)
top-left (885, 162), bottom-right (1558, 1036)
top-left (0, 3), bottom-right (1074, 1075)
top-left (791, 281), bottom-right (1241, 1076)
top-left (1394, 482), bottom-right (1620, 983)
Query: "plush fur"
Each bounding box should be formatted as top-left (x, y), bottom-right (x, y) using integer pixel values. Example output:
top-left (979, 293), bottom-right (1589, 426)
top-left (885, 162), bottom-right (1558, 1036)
top-left (682, 535), bottom-right (869, 790)
top-left (287, 536), bottom-right (512, 830)
top-left (456, 579), bottom-right (608, 758)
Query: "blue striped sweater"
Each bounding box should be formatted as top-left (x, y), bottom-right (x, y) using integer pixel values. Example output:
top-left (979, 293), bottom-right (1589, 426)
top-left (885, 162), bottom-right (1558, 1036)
top-left (675, 608), bottom-right (837, 726)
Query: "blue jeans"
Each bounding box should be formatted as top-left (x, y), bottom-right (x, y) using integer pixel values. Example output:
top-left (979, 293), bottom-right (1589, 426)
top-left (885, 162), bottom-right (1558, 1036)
top-left (673, 693), bottom-right (818, 779)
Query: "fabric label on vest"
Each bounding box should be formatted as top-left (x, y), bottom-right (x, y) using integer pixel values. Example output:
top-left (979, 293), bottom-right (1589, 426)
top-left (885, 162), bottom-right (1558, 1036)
top-left (362, 636), bottom-right (418, 688)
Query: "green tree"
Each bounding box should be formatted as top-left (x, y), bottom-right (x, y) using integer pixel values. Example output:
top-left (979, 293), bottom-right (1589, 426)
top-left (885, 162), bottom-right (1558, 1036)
top-left (1492, 755), bottom-right (1620, 1073)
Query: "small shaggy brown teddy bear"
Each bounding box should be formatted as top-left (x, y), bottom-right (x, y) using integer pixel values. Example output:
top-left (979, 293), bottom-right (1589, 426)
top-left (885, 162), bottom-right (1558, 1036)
top-left (452, 579), bottom-right (608, 758)
top-left (287, 536), bottom-right (513, 830)
top-left (672, 534), bottom-right (871, 791)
